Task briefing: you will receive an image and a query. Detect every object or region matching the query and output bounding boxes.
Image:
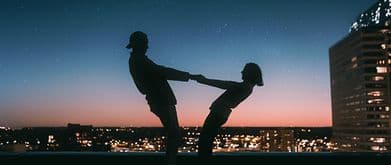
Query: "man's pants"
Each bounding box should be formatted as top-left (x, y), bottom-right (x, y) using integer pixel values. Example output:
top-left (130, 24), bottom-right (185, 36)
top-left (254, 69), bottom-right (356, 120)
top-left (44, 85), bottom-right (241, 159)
top-left (150, 104), bottom-right (181, 162)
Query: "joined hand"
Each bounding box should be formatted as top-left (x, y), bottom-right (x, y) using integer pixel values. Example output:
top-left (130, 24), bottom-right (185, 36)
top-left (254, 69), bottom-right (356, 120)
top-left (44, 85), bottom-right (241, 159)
top-left (190, 74), bottom-right (205, 81)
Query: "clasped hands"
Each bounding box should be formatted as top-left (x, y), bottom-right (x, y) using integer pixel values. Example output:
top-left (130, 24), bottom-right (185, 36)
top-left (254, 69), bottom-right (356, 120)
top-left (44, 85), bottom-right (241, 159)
top-left (189, 74), bottom-right (205, 82)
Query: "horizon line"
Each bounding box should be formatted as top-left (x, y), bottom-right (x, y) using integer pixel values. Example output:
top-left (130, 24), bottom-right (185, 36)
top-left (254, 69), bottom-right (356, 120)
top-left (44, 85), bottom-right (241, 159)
top-left (4, 125), bottom-right (333, 129)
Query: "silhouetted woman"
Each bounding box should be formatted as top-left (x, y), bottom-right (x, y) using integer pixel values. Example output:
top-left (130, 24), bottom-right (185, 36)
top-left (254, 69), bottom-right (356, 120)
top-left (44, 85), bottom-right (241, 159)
top-left (192, 63), bottom-right (263, 160)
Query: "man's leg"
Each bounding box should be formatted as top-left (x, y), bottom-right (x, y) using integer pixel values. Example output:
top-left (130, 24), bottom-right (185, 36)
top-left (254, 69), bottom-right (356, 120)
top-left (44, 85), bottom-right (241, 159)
top-left (164, 106), bottom-right (180, 165)
top-left (151, 105), bottom-right (180, 165)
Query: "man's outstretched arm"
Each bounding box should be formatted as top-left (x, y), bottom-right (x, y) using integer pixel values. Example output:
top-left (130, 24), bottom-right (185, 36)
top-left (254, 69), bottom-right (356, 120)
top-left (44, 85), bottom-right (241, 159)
top-left (148, 59), bottom-right (191, 81)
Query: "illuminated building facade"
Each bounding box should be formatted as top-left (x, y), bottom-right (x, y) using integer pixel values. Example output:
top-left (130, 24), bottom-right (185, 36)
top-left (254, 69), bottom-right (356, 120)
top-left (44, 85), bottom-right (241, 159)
top-left (258, 129), bottom-right (294, 152)
top-left (330, 0), bottom-right (391, 152)
top-left (350, 0), bottom-right (391, 32)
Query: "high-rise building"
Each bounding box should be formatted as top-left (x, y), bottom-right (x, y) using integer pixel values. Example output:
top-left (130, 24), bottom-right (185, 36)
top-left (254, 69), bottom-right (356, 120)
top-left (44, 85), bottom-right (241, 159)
top-left (329, 0), bottom-right (391, 152)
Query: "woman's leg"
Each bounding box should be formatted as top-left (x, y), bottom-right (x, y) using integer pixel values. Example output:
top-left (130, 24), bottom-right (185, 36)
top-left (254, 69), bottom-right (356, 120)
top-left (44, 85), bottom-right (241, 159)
top-left (198, 109), bottom-right (231, 160)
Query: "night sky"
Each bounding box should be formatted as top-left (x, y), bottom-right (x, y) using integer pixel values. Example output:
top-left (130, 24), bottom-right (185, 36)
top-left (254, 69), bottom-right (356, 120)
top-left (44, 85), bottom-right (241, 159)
top-left (0, 0), bottom-right (375, 128)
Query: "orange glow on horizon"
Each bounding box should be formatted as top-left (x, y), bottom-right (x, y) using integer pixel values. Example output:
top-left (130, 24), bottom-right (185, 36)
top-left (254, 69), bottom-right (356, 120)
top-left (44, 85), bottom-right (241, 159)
top-left (1, 82), bottom-right (332, 128)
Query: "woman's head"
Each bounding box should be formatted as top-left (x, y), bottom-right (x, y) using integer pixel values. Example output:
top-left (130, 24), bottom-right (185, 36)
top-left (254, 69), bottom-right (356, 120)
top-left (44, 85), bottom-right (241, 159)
top-left (242, 63), bottom-right (263, 86)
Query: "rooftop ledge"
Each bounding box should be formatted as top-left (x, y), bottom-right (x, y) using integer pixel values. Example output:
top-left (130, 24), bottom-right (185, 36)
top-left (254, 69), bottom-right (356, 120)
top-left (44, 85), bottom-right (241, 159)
top-left (1, 152), bottom-right (391, 164)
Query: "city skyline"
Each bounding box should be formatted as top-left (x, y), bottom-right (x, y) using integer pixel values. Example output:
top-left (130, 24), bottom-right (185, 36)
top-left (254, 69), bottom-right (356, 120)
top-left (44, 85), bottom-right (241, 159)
top-left (0, 124), bottom-right (333, 153)
top-left (0, 0), bottom-right (375, 127)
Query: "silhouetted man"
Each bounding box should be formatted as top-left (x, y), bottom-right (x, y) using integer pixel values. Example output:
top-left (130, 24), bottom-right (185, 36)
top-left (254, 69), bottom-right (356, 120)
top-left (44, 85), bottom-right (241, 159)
top-left (126, 31), bottom-right (195, 165)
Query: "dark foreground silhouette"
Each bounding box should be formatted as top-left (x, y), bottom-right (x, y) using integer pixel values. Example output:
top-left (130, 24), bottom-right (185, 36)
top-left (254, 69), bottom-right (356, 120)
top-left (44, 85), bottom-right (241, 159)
top-left (126, 31), bottom-right (263, 164)
top-left (127, 31), bottom-right (198, 165)
top-left (191, 63), bottom-right (263, 161)
top-left (2, 152), bottom-right (390, 165)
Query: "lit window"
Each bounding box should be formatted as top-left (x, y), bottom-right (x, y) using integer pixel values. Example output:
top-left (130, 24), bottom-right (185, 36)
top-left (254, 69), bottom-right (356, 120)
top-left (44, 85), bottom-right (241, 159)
top-left (381, 44), bottom-right (387, 49)
top-left (372, 138), bottom-right (386, 143)
top-left (367, 99), bottom-right (384, 104)
top-left (367, 91), bottom-right (383, 96)
top-left (373, 76), bottom-right (385, 81)
top-left (377, 60), bottom-right (386, 64)
top-left (371, 146), bottom-right (380, 151)
top-left (351, 56), bottom-right (357, 62)
top-left (376, 67), bottom-right (388, 73)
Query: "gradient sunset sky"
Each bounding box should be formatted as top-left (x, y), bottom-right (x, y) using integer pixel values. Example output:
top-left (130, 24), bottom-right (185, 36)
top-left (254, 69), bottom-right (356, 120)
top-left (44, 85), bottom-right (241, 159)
top-left (0, 0), bottom-right (376, 128)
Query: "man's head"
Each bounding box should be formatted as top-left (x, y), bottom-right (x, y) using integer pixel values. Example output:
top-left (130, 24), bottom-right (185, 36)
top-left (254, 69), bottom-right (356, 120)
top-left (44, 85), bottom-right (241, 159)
top-left (126, 31), bottom-right (149, 53)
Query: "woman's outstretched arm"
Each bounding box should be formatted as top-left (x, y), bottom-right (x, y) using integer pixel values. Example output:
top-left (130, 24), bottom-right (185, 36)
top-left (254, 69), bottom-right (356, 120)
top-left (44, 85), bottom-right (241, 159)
top-left (192, 75), bottom-right (239, 90)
